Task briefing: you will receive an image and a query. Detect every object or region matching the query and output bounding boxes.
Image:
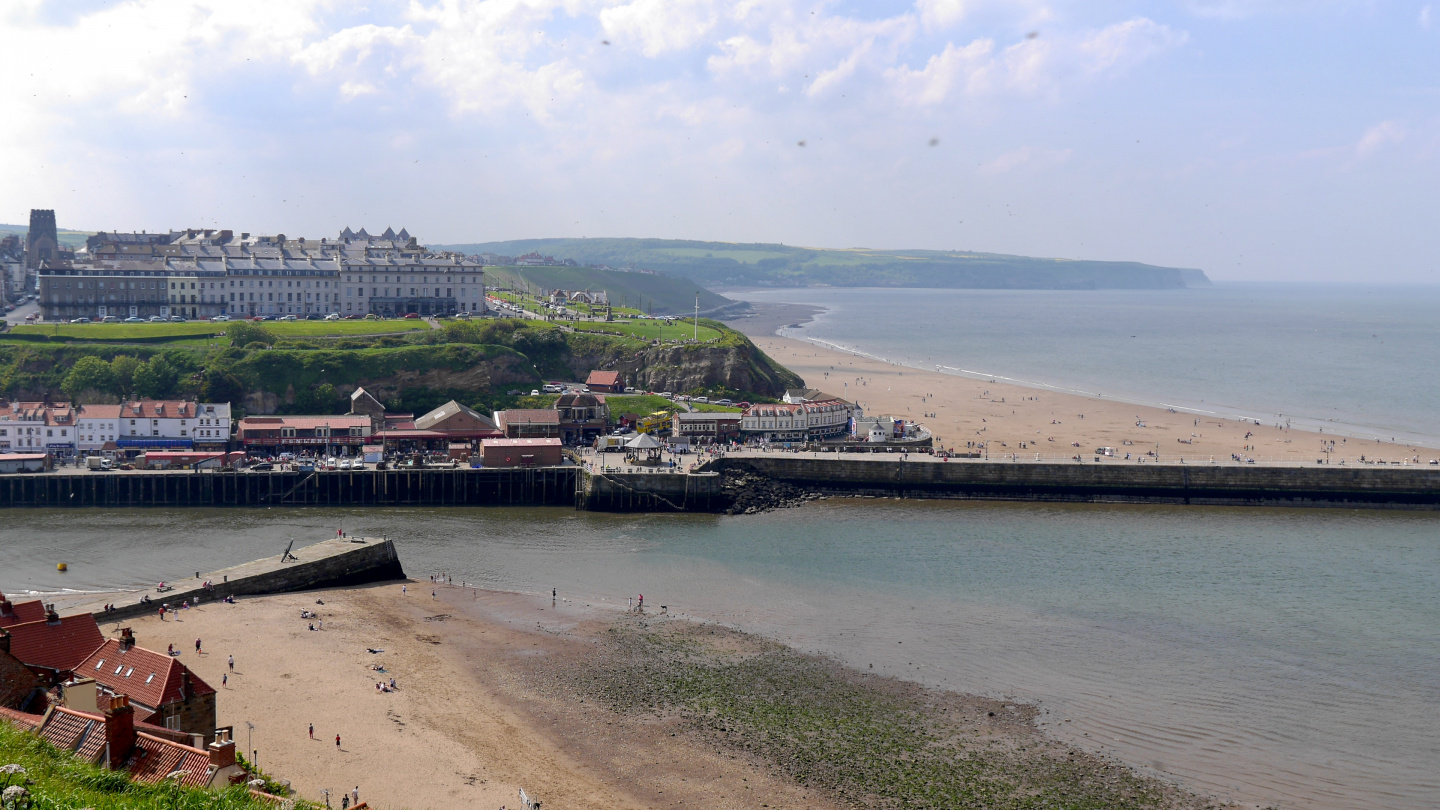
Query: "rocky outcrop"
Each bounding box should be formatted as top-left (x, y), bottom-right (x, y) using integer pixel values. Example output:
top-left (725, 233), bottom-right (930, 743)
top-left (564, 340), bottom-right (802, 397)
top-left (718, 466), bottom-right (824, 514)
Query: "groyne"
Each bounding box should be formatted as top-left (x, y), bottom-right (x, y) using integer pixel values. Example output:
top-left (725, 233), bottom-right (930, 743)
top-left (82, 537), bottom-right (405, 622)
top-left (705, 457), bottom-right (1440, 509)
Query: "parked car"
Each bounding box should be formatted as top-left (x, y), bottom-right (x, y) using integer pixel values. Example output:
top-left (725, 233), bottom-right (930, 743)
top-left (278, 315), bottom-right (297, 321)
top-left (100, 315), bottom-right (119, 323)
top-left (148, 315), bottom-right (166, 322)
top-left (324, 313), bottom-right (341, 320)
top-left (530, 389), bottom-right (540, 396)
top-left (305, 313), bottom-right (324, 320)
top-left (211, 315), bottom-right (230, 322)
top-left (344, 314), bottom-right (361, 319)
top-left (404, 313), bottom-right (421, 319)
top-left (364, 313), bottom-right (381, 320)
top-left (123, 316), bottom-right (146, 323)
top-left (70, 317), bottom-right (92, 324)
top-left (249, 462), bottom-right (274, 471)
top-left (169, 316), bottom-right (187, 322)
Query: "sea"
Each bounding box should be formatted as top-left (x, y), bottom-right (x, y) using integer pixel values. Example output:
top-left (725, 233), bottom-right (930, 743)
top-left (5, 283), bottom-right (1439, 809)
top-left (731, 283), bottom-right (1440, 446)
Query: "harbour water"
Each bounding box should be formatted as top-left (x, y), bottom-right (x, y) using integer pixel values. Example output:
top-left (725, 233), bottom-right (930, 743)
top-left (730, 284), bottom-right (1440, 446)
top-left (5, 502), bottom-right (1438, 809)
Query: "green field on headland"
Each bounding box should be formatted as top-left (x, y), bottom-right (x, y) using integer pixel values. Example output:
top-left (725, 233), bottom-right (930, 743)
top-left (442, 237), bottom-right (1212, 291)
top-left (0, 316), bottom-right (799, 416)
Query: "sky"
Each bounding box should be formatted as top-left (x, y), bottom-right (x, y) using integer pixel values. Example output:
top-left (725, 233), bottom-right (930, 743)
top-left (0, 1), bottom-right (1436, 282)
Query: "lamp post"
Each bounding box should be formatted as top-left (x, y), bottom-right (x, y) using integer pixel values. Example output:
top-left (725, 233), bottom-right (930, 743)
top-left (245, 721), bottom-right (255, 770)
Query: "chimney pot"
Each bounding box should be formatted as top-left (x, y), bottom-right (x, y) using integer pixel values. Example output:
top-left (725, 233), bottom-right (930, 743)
top-left (208, 736), bottom-right (237, 770)
top-left (103, 693), bottom-right (136, 767)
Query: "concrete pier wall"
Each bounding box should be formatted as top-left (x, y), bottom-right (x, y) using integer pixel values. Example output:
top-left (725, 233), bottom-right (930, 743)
top-left (577, 470), bottom-right (721, 512)
top-left (87, 538), bottom-right (405, 622)
top-left (0, 467), bottom-right (578, 509)
top-left (710, 457), bottom-right (1440, 509)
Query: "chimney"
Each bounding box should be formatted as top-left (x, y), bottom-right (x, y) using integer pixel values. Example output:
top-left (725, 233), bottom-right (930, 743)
top-left (119, 627), bottom-right (135, 651)
top-left (62, 677), bottom-right (100, 714)
top-left (102, 694), bottom-right (136, 766)
top-left (45, 604), bottom-right (60, 624)
top-left (208, 728), bottom-right (236, 770)
top-left (0, 596), bottom-right (12, 618)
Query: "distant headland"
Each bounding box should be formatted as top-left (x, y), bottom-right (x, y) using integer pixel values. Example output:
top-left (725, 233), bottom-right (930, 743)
top-left (436, 237), bottom-right (1212, 291)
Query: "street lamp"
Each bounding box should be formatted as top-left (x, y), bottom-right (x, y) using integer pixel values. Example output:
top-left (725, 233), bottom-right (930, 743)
top-left (244, 721), bottom-right (255, 770)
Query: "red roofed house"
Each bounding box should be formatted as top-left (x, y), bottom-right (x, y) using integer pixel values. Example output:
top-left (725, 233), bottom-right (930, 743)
top-left (236, 414), bottom-right (372, 454)
top-left (29, 694), bottom-right (242, 789)
top-left (0, 630), bottom-right (42, 711)
top-left (585, 370), bottom-right (624, 393)
top-left (4, 607), bottom-right (104, 685)
top-left (0, 592), bottom-right (47, 627)
top-left (76, 628), bottom-right (217, 744)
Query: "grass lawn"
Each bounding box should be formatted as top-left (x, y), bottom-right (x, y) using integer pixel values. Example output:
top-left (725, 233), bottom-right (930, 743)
top-left (10, 320), bottom-right (430, 340)
top-left (570, 319), bottom-right (722, 343)
top-left (603, 394), bottom-right (675, 415)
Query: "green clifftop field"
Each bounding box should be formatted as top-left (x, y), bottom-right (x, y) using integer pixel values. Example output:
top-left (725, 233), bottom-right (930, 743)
top-left (440, 237), bottom-right (1211, 291)
top-left (0, 317), bottom-right (801, 415)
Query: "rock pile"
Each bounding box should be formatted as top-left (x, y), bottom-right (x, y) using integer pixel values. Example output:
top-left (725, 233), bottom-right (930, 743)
top-left (719, 467), bottom-right (823, 514)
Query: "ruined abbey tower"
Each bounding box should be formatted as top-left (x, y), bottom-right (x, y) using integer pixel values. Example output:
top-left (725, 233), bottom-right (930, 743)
top-left (25, 208), bottom-right (58, 270)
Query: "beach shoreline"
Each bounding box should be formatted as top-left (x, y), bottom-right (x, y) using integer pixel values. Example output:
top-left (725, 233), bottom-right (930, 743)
top-left (93, 579), bottom-right (1216, 810)
top-left (726, 302), bottom-right (1439, 462)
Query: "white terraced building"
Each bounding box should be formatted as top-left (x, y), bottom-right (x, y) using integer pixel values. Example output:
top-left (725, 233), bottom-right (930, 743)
top-left (39, 228), bottom-right (486, 321)
top-left (740, 390), bottom-right (859, 442)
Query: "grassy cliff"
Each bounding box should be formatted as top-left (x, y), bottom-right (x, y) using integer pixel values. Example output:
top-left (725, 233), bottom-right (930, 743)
top-left (442, 238), bottom-right (1210, 291)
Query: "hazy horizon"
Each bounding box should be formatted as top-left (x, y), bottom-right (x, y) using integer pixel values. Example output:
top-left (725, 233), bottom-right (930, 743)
top-left (2, 1), bottom-right (1436, 283)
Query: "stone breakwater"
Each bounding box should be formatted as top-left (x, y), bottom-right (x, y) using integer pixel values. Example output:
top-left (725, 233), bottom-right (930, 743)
top-left (79, 537), bottom-right (405, 622)
top-left (702, 457), bottom-right (1440, 510)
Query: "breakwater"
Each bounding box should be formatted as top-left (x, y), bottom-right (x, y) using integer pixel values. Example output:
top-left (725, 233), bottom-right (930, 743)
top-left (82, 537), bottom-right (405, 622)
top-left (5, 460), bottom-right (1439, 512)
top-left (706, 457), bottom-right (1440, 509)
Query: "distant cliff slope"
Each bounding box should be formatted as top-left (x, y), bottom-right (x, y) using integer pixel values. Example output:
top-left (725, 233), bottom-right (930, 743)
top-left (439, 238), bottom-right (1211, 290)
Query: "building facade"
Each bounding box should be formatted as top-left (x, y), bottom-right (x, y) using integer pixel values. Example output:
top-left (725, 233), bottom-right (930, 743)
top-left (115, 401), bottom-right (229, 452)
top-left (235, 414), bottom-right (372, 454)
top-left (740, 393), bottom-right (856, 442)
top-left (39, 228), bottom-right (486, 321)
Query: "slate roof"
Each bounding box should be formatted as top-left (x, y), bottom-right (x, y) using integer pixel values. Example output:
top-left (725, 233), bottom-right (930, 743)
top-left (496, 409), bottom-right (560, 425)
top-left (415, 400), bottom-right (498, 432)
top-left (78, 639), bottom-right (215, 711)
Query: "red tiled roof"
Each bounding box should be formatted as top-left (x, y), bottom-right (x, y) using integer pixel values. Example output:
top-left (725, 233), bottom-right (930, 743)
top-left (238, 415), bottom-right (370, 430)
top-left (586, 370), bottom-right (622, 386)
top-left (124, 732), bottom-right (212, 787)
top-left (6, 614), bottom-right (104, 675)
top-left (78, 404), bottom-right (124, 419)
top-left (0, 595), bottom-right (47, 627)
top-left (78, 639), bottom-right (215, 711)
top-left (37, 705), bottom-right (107, 763)
top-left (122, 400), bottom-right (196, 419)
top-left (0, 706), bottom-right (42, 730)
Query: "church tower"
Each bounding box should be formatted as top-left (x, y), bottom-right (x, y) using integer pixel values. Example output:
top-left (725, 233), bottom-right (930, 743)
top-left (25, 209), bottom-right (58, 270)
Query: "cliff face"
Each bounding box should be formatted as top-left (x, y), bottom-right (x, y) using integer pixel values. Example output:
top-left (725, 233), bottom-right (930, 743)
top-left (563, 341), bottom-right (803, 396)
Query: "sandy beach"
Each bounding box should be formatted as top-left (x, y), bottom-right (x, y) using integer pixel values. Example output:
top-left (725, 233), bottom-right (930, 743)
top-left (97, 580), bottom-right (1213, 810)
top-left (728, 303), bottom-right (1438, 464)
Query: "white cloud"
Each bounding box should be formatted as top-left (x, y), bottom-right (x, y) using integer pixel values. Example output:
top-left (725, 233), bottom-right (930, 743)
top-left (601, 0), bottom-right (719, 58)
top-left (1355, 120), bottom-right (1406, 157)
top-left (887, 18), bottom-right (1183, 104)
top-left (916, 0), bottom-right (969, 30)
top-left (1422, 5), bottom-right (1433, 29)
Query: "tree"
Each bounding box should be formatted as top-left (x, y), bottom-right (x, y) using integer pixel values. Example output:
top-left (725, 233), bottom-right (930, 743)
top-left (226, 321), bottom-right (275, 348)
top-left (200, 369), bottom-right (245, 406)
top-left (109, 355), bottom-right (141, 395)
top-left (132, 356), bottom-right (178, 399)
top-left (62, 356), bottom-right (116, 401)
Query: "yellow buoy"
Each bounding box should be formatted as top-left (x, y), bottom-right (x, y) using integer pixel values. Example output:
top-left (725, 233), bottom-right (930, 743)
top-left (57, 563), bottom-right (67, 572)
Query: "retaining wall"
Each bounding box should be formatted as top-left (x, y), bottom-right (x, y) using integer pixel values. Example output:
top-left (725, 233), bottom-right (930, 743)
top-left (578, 470), bottom-right (722, 512)
top-left (710, 457), bottom-right (1440, 509)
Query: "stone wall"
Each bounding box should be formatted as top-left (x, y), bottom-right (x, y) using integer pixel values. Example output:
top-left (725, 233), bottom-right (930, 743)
top-left (710, 457), bottom-right (1440, 509)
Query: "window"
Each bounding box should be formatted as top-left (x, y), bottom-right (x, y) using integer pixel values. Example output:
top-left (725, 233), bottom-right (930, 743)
top-left (165, 715), bottom-right (180, 730)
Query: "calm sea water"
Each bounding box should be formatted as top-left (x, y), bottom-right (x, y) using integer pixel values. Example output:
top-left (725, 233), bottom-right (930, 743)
top-left (5, 503), bottom-right (1438, 809)
top-left (731, 284), bottom-right (1440, 445)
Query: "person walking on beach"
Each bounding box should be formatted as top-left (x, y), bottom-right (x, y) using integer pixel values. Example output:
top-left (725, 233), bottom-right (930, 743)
top-left (195, 638), bottom-right (202, 654)
top-left (309, 723), bottom-right (314, 740)
top-left (335, 734), bottom-right (341, 749)
top-left (221, 673), bottom-right (227, 687)
top-left (402, 584), bottom-right (407, 595)
top-left (228, 654), bottom-right (234, 672)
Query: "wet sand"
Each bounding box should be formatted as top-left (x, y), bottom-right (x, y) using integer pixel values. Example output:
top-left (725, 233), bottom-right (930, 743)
top-left (109, 583), bottom-right (1212, 810)
top-left (729, 303), bottom-right (1437, 463)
